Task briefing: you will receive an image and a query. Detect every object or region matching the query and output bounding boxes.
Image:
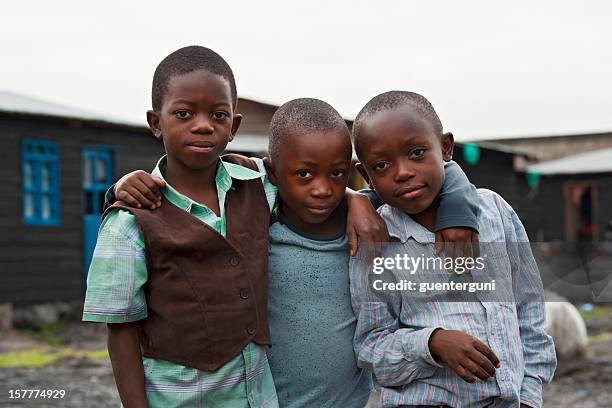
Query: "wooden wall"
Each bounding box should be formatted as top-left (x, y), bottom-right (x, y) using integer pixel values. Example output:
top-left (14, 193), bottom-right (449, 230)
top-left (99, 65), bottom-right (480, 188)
top-left (0, 114), bottom-right (163, 304)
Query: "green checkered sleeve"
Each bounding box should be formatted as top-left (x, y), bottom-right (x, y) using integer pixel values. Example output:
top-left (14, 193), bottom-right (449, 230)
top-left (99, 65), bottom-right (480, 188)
top-left (82, 209), bottom-right (149, 323)
top-left (251, 157), bottom-right (278, 213)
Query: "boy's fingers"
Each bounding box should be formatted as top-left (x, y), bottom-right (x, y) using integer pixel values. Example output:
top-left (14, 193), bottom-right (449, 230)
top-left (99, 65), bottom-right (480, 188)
top-left (376, 228), bottom-right (390, 247)
top-left (454, 241), bottom-right (464, 259)
top-left (468, 350), bottom-right (496, 377)
top-left (347, 228), bottom-right (357, 257)
top-left (152, 176), bottom-right (166, 189)
top-left (473, 340), bottom-right (501, 368)
top-left (463, 241), bottom-right (473, 262)
top-left (455, 364), bottom-right (476, 383)
top-left (463, 359), bottom-right (491, 381)
top-left (363, 244), bottom-right (375, 264)
top-left (434, 232), bottom-right (444, 256)
top-left (472, 233), bottom-right (481, 259)
top-left (134, 179), bottom-right (159, 204)
top-left (128, 188), bottom-right (154, 209)
top-left (117, 190), bottom-right (142, 208)
top-left (374, 238), bottom-right (384, 258)
top-left (457, 242), bottom-right (466, 261)
top-left (446, 242), bottom-right (456, 262)
top-left (118, 190), bottom-right (142, 208)
top-left (142, 177), bottom-right (163, 198)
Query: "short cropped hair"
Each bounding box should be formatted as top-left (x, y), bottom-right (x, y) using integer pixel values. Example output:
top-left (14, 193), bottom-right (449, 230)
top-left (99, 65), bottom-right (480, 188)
top-left (352, 91), bottom-right (443, 149)
top-left (268, 98), bottom-right (349, 162)
top-left (151, 45), bottom-right (237, 111)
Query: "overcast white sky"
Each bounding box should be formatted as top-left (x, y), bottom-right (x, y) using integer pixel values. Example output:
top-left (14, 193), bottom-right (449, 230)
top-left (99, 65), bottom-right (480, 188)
top-left (1, 0), bottom-right (611, 140)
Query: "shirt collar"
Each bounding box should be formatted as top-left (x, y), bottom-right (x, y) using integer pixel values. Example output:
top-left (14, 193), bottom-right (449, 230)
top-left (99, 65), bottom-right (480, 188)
top-left (378, 204), bottom-right (436, 244)
top-left (151, 155), bottom-right (264, 212)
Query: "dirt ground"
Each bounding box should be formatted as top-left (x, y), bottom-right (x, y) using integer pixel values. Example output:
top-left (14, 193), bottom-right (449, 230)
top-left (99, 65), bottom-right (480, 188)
top-left (1, 314), bottom-right (612, 408)
top-left (0, 323), bottom-right (118, 408)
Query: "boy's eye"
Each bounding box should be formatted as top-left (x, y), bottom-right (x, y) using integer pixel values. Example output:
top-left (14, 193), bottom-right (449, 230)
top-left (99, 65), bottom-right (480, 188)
top-left (213, 111), bottom-right (229, 119)
top-left (331, 170), bottom-right (345, 177)
top-left (373, 162), bottom-right (390, 171)
top-left (297, 171), bottom-right (312, 178)
top-left (411, 148), bottom-right (426, 158)
top-left (174, 110), bottom-right (192, 119)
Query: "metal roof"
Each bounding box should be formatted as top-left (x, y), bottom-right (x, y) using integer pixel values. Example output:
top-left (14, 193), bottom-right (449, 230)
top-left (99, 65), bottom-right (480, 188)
top-left (526, 148), bottom-right (612, 175)
top-left (469, 141), bottom-right (538, 158)
top-left (0, 90), bottom-right (145, 128)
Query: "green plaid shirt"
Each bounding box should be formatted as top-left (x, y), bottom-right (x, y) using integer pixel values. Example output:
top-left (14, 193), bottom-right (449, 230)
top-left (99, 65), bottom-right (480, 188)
top-left (83, 156), bottom-right (278, 408)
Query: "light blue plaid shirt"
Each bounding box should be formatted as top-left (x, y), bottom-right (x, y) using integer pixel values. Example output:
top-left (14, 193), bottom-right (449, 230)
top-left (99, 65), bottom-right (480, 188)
top-left (350, 189), bottom-right (556, 408)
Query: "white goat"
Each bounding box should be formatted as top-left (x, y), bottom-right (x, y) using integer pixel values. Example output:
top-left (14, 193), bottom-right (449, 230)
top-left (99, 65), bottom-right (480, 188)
top-left (544, 291), bottom-right (589, 359)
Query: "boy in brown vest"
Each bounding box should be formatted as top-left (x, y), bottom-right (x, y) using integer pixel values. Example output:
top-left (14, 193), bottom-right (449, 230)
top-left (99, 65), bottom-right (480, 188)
top-left (83, 46), bottom-right (388, 408)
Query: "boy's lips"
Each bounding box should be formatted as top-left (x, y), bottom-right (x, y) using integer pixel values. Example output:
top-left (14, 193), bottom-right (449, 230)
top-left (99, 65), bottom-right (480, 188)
top-left (394, 184), bottom-right (426, 199)
top-left (186, 140), bottom-right (215, 153)
top-left (305, 205), bottom-right (334, 216)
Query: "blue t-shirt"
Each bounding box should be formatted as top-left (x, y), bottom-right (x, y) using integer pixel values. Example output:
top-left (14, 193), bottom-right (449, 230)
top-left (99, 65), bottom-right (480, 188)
top-left (267, 213), bottom-right (372, 408)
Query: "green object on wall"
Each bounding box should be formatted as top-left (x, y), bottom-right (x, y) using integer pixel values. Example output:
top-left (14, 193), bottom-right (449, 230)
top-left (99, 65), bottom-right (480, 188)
top-left (463, 143), bottom-right (481, 165)
top-left (526, 171), bottom-right (541, 189)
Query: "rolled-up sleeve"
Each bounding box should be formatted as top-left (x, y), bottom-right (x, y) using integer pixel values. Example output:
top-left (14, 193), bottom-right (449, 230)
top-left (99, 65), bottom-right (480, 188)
top-left (82, 210), bottom-right (148, 323)
top-left (436, 160), bottom-right (480, 232)
top-left (349, 254), bottom-right (442, 387)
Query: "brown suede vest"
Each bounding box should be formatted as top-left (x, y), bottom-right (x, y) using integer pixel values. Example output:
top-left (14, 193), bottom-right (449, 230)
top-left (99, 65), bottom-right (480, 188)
top-left (102, 154), bottom-right (271, 371)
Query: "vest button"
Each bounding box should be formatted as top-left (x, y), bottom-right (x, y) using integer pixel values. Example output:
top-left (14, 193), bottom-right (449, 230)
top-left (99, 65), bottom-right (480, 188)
top-left (240, 288), bottom-right (249, 299)
top-left (246, 324), bottom-right (256, 335)
top-left (230, 256), bottom-right (240, 267)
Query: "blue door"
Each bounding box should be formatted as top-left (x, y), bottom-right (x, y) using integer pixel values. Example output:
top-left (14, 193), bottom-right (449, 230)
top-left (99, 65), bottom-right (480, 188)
top-left (82, 148), bottom-right (113, 286)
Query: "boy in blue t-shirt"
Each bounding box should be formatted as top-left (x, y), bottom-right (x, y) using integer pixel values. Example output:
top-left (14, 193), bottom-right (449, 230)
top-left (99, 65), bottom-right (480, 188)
top-left (113, 97), bottom-right (481, 407)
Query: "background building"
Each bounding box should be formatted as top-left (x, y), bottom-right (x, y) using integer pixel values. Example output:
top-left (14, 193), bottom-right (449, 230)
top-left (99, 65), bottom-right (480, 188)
top-left (0, 92), bottom-right (275, 305)
top-left (1, 91), bottom-right (610, 306)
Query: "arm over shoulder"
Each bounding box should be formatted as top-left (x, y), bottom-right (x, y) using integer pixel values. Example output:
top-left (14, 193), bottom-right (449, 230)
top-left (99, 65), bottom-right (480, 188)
top-left (436, 161), bottom-right (480, 232)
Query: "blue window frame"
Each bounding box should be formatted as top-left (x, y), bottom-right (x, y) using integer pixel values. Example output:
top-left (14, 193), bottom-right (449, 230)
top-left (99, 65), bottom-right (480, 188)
top-left (22, 139), bottom-right (61, 226)
top-left (82, 147), bottom-right (114, 283)
top-left (82, 148), bottom-right (114, 215)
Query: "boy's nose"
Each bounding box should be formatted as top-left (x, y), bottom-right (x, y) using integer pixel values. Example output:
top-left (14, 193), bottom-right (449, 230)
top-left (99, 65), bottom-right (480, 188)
top-left (311, 179), bottom-right (333, 198)
top-left (394, 160), bottom-right (416, 182)
top-left (191, 114), bottom-right (215, 134)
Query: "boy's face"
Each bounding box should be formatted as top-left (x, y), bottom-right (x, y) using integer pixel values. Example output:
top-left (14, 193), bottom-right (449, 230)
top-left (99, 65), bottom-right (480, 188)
top-left (147, 69), bottom-right (241, 171)
top-left (356, 106), bottom-right (453, 215)
top-left (267, 129), bottom-right (352, 230)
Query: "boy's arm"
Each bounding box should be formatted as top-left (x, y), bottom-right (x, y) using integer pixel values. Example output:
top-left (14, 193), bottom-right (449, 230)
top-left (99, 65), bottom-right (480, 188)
top-left (499, 195), bottom-right (557, 408)
top-left (83, 211), bottom-right (150, 405)
top-left (437, 161), bottom-right (479, 232)
top-left (105, 171), bottom-right (166, 211)
top-left (435, 161), bottom-right (480, 256)
top-left (349, 255), bottom-right (442, 386)
top-left (108, 322), bottom-right (149, 408)
top-left (346, 189), bottom-right (389, 258)
top-left (109, 161), bottom-right (388, 257)
top-left (357, 188), bottom-right (385, 209)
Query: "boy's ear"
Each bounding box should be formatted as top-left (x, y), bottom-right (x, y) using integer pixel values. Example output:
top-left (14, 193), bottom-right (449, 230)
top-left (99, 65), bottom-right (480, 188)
top-left (355, 162), bottom-right (371, 186)
top-left (441, 132), bottom-right (454, 161)
top-left (229, 114), bottom-right (243, 142)
top-left (147, 110), bottom-right (162, 141)
top-left (263, 156), bottom-right (277, 185)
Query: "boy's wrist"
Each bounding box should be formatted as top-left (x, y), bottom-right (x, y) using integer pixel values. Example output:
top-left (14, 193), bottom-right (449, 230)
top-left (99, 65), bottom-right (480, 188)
top-left (428, 328), bottom-right (445, 362)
